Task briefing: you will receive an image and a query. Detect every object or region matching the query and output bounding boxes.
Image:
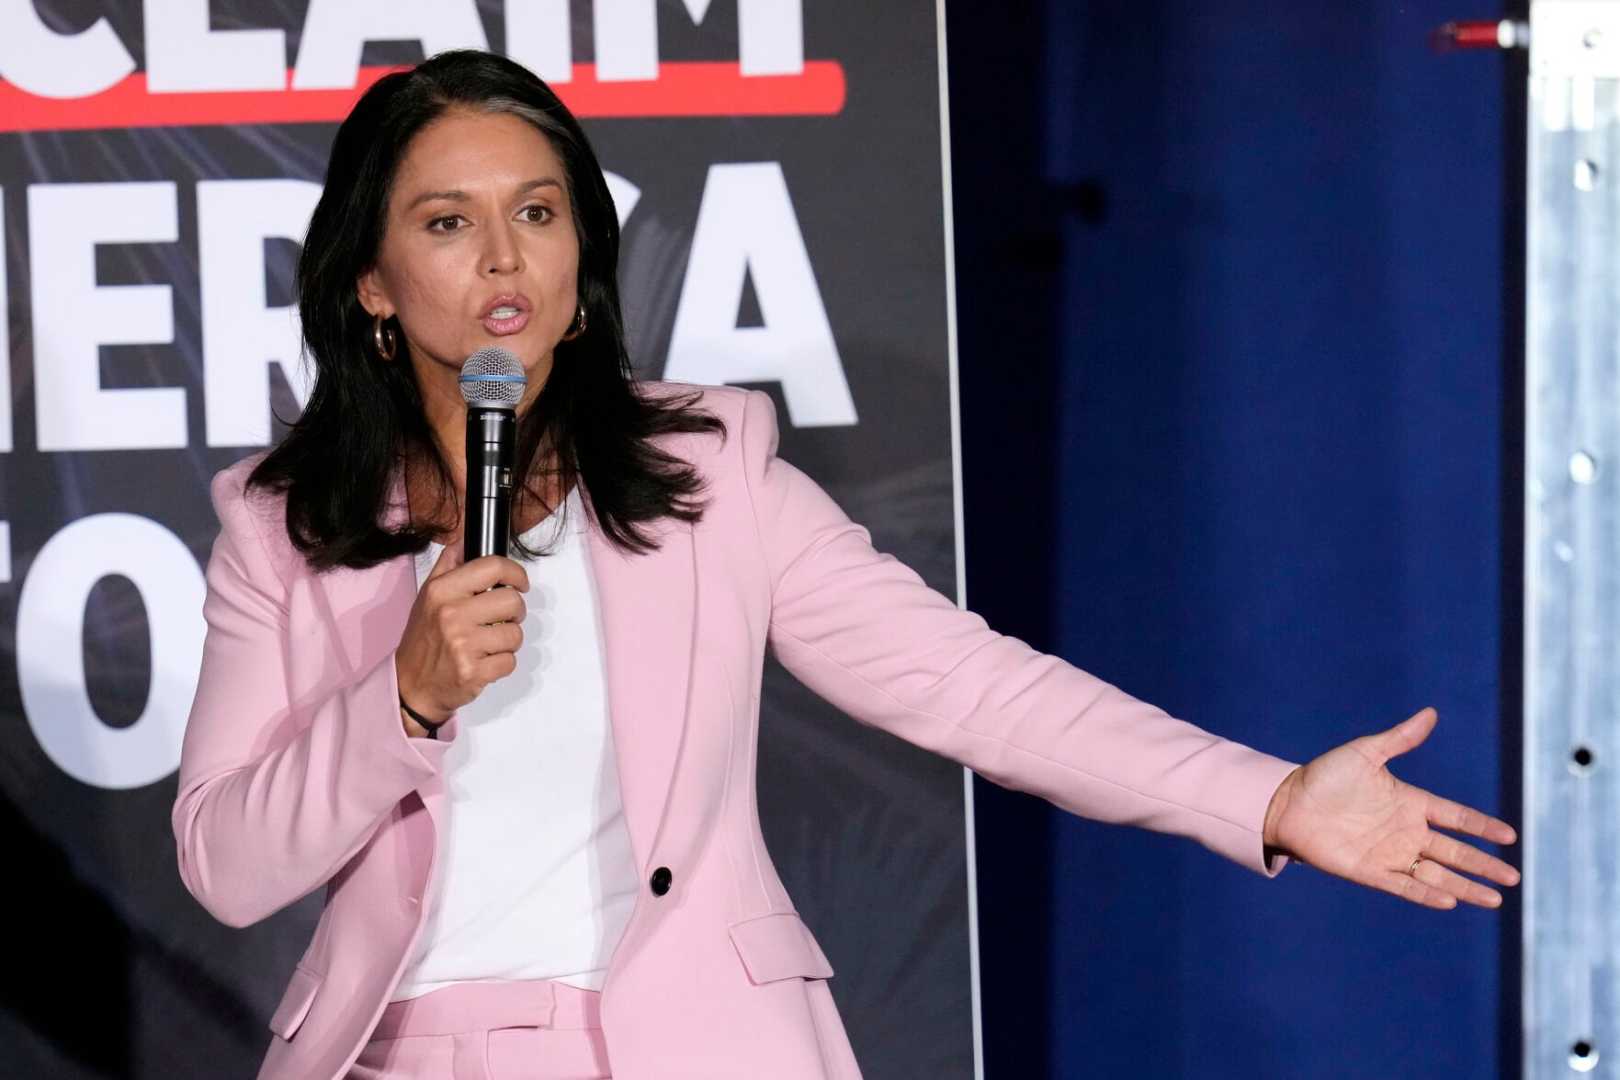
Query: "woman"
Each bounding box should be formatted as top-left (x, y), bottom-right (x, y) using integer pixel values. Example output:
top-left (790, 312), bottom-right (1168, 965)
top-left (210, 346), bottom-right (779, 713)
top-left (172, 50), bottom-right (1519, 1080)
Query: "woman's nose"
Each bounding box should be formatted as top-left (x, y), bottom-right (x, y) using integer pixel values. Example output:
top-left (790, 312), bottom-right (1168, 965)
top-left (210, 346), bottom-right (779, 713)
top-left (483, 224), bottom-right (523, 275)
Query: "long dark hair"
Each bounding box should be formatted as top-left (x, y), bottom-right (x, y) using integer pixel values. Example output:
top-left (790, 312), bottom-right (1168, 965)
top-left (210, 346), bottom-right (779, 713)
top-left (250, 50), bottom-right (725, 571)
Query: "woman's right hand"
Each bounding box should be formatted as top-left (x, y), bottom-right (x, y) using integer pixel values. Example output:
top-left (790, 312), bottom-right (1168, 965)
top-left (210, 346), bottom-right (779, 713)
top-left (394, 543), bottom-right (529, 735)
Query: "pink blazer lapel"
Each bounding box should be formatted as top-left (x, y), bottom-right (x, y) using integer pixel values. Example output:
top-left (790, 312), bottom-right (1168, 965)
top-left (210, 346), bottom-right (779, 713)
top-left (312, 472), bottom-right (697, 875)
top-left (313, 473), bottom-right (418, 684)
top-left (584, 510), bottom-right (695, 872)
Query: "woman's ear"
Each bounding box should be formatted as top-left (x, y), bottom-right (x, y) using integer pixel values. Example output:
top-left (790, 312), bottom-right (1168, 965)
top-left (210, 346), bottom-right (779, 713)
top-left (356, 266), bottom-right (390, 319)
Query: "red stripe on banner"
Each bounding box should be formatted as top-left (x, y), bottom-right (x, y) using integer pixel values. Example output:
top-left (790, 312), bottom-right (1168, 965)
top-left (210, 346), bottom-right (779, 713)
top-left (0, 61), bottom-right (847, 133)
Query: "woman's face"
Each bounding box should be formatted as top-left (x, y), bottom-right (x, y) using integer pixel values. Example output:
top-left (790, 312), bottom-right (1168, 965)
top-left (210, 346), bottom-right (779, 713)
top-left (358, 107), bottom-right (580, 407)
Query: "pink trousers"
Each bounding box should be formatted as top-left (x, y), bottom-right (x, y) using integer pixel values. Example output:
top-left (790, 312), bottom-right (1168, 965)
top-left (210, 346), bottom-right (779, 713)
top-left (347, 980), bottom-right (611, 1079)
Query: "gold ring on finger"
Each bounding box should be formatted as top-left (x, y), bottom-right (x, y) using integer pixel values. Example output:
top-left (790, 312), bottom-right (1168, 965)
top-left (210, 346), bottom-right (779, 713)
top-left (1407, 855), bottom-right (1424, 876)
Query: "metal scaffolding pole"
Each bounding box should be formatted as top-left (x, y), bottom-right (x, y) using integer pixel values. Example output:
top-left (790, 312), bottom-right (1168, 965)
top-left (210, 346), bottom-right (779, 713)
top-left (1525, 2), bottom-right (1620, 1076)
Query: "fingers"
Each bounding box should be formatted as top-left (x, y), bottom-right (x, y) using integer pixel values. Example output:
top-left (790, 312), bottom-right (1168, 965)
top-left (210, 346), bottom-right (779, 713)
top-left (1376, 870), bottom-right (1458, 910)
top-left (425, 540), bottom-right (463, 581)
top-left (465, 555), bottom-right (530, 593)
top-left (401, 549), bottom-right (529, 719)
top-left (429, 555), bottom-right (529, 597)
top-left (1376, 707), bottom-right (1438, 762)
top-left (477, 651), bottom-right (518, 682)
top-left (1413, 859), bottom-right (1503, 909)
top-left (464, 586), bottom-right (527, 626)
top-left (475, 621), bottom-right (524, 656)
top-left (1385, 846), bottom-right (1515, 911)
top-left (1425, 791), bottom-right (1518, 845)
top-left (1422, 833), bottom-right (1521, 888)
top-left (1374, 831), bottom-right (1522, 911)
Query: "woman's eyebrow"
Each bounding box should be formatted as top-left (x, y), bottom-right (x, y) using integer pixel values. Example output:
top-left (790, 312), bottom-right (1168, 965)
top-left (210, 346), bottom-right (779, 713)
top-left (404, 177), bottom-right (562, 212)
top-left (515, 177), bottom-right (563, 196)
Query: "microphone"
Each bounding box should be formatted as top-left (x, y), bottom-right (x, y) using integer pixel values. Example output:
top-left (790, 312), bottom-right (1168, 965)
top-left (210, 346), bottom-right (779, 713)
top-left (458, 347), bottom-right (527, 562)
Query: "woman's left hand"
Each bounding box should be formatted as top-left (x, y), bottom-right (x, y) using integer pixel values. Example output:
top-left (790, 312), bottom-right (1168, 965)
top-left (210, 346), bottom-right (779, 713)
top-left (1261, 707), bottom-right (1520, 909)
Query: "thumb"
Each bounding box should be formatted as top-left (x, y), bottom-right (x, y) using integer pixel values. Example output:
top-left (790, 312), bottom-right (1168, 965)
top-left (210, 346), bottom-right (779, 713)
top-left (425, 539), bottom-right (463, 581)
top-left (1375, 706), bottom-right (1438, 763)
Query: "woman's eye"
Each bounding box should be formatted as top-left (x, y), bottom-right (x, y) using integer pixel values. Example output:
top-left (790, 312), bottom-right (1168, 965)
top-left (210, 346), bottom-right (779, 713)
top-left (521, 205), bottom-right (553, 224)
top-left (427, 215), bottom-right (464, 233)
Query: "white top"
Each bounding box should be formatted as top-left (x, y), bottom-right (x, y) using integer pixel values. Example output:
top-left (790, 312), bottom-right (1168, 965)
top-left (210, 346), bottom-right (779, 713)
top-left (392, 486), bottom-right (639, 999)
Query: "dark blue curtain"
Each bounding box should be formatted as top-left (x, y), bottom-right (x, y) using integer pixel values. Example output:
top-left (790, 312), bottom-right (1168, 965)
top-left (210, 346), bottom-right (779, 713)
top-left (955, 3), bottom-right (1517, 1076)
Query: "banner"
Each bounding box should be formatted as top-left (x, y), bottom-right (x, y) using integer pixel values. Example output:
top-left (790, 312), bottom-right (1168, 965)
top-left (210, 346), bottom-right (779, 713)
top-left (0, 2), bottom-right (974, 1076)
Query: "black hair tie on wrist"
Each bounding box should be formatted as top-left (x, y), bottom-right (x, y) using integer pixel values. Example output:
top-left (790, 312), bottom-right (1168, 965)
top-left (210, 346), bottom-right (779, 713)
top-left (399, 695), bottom-right (446, 739)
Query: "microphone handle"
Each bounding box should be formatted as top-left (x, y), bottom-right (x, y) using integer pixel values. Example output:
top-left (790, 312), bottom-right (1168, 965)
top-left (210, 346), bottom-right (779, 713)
top-left (464, 406), bottom-right (516, 562)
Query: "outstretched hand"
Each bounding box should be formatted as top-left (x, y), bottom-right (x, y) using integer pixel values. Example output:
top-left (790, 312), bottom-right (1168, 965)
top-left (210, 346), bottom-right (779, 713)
top-left (1261, 707), bottom-right (1519, 909)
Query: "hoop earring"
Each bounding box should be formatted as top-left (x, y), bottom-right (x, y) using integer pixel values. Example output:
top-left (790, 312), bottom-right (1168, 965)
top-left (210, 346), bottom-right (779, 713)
top-left (560, 303), bottom-right (588, 342)
top-left (372, 312), bottom-right (398, 361)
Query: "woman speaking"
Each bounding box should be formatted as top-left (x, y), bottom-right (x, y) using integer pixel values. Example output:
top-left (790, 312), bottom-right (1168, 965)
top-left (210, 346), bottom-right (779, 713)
top-left (172, 50), bottom-right (1519, 1080)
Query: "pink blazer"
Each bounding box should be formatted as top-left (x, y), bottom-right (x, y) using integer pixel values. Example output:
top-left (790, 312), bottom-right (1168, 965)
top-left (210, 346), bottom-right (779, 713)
top-left (172, 382), bottom-right (1297, 1080)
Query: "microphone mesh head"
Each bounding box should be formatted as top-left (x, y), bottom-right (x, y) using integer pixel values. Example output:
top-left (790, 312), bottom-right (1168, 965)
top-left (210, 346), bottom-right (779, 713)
top-left (459, 347), bottom-right (527, 408)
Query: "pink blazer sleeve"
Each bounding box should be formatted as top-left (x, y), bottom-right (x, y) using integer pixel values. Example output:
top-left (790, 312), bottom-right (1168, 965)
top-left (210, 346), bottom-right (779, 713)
top-left (171, 465), bottom-right (452, 927)
top-left (739, 389), bottom-right (1299, 874)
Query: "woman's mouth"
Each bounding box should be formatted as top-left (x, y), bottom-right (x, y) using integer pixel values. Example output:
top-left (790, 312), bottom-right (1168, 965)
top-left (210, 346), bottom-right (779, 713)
top-left (482, 305), bottom-right (530, 336)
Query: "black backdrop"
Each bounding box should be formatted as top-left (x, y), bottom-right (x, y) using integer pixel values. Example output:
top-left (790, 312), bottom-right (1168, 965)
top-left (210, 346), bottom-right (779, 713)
top-left (0, 3), bottom-right (975, 1076)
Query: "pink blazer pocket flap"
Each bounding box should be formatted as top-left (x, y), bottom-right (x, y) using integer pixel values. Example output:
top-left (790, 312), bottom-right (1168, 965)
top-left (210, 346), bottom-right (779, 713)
top-left (728, 911), bottom-right (835, 984)
top-left (268, 964), bottom-right (323, 1040)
